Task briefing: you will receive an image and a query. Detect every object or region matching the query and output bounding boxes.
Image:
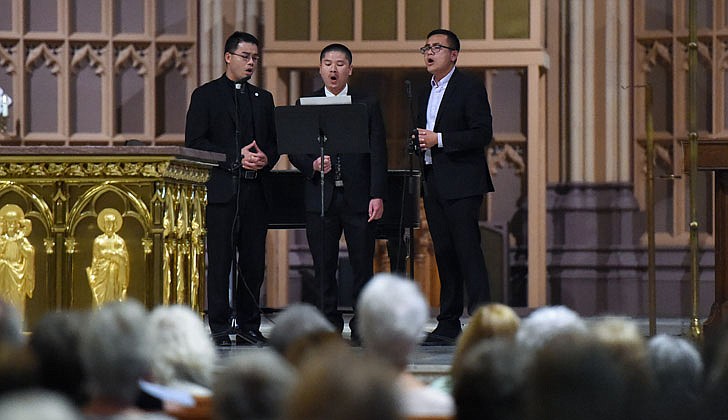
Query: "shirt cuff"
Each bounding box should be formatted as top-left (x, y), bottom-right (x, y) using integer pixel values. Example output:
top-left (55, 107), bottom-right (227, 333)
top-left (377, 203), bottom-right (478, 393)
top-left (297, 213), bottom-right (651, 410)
top-left (437, 133), bottom-right (443, 148)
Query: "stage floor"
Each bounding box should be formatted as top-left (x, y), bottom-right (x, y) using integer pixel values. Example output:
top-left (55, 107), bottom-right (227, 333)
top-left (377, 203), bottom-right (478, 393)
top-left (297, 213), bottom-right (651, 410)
top-left (212, 312), bottom-right (690, 381)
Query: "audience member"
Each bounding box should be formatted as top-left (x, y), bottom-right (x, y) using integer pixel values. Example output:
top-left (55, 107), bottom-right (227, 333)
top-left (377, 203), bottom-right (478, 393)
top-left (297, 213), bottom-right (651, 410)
top-left (452, 338), bottom-right (525, 420)
top-left (28, 310), bottom-right (88, 406)
top-left (525, 332), bottom-right (628, 420)
top-left (0, 299), bottom-right (23, 347)
top-left (285, 345), bottom-right (400, 420)
top-left (0, 390), bottom-right (82, 420)
top-left (283, 330), bottom-right (348, 369)
top-left (212, 350), bottom-right (296, 420)
top-left (647, 334), bottom-right (704, 420)
top-left (0, 342), bottom-right (38, 395)
top-left (592, 316), bottom-right (654, 420)
top-left (145, 305), bottom-right (218, 395)
top-left (450, 303), bottom-right (520, 380)
top-left (702, 325), bottom-right (728, 420)
top-left (515, 305), bottom-right (588, 363)
top-left (268, 302), bottom-right (335, 356)
top-left (79, 299), bottom-right (171, 419)
top-left (357, 273), bottom-right (454, 417)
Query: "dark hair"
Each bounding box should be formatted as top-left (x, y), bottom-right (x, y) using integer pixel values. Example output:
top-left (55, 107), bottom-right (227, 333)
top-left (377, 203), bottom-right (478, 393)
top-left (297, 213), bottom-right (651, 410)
top-left (426, 28), bottom-right (460, 51)
top-left (224, 31), bottom-right (260, 54)
top-left (320, 43), bottom-right (353, 64)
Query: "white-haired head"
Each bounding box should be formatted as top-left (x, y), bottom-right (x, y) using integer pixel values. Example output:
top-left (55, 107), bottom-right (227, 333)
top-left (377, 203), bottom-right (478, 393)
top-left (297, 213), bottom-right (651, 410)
top-left (356, 273), bottom-right (428, 369)
top-left (145, 304), bottom-right (218, 389)
top-left (516, 305), bottom-right (588, 356)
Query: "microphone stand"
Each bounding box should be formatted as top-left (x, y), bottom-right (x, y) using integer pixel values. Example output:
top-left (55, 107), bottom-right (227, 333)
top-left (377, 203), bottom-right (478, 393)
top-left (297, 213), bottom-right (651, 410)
top-left (395, 80), bottom-right (419, 280)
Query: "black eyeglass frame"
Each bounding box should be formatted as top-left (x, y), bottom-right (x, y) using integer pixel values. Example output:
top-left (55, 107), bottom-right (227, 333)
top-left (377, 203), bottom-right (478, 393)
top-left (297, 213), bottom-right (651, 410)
top-left (229, 51), bottom-right (260, 63)
top-left (419, 44), bottom-right (456, 55)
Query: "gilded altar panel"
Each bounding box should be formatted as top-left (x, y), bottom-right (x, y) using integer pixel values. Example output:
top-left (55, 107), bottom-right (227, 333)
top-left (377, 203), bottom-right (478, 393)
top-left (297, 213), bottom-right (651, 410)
top-left (0, 146), bottom-right (221, 330)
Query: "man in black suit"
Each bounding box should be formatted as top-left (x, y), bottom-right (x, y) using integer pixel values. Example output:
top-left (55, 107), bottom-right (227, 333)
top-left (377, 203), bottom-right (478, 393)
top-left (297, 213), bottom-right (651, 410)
top-left (415, 29), bottom-right (494, 345)
top-left (289, 44), bottom-right (388, 339)
top-left (185, 31), bottom-right (278, 346)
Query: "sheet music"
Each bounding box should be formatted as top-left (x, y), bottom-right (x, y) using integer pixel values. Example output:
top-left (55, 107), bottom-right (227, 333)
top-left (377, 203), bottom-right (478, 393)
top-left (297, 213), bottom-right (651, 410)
top-left (299, 95), bottom-right (352, 105)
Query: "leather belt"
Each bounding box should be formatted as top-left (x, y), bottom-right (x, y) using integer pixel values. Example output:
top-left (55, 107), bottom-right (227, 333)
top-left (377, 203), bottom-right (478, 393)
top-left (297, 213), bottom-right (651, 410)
top-left (243, 170), bottom-right (258, 180)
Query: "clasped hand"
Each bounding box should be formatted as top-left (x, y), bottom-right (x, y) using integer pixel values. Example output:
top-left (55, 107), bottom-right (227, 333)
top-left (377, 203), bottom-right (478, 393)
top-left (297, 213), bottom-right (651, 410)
top-left (240, 140), bottom-right (268, 170)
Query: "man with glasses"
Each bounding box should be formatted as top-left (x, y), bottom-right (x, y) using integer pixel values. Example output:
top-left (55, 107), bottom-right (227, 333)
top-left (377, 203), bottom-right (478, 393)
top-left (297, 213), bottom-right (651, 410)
top-left (185, 31), bottom-right (278, 346)
top-left (415, 29), bottom-right (494, 346)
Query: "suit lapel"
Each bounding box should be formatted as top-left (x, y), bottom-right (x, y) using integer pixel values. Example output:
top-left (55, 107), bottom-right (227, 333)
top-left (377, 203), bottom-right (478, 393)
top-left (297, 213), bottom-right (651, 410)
top-left (434, 68), bottom-right (458, 130)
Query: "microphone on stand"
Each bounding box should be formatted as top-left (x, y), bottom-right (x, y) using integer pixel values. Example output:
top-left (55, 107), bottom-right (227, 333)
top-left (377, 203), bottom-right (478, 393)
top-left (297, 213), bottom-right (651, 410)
top-left (404, 80), bottom-right (419, 156)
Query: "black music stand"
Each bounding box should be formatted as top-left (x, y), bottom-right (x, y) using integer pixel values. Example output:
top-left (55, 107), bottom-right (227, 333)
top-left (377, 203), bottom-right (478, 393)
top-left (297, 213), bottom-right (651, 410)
top-left (275, 102), bottom-right (369, 312)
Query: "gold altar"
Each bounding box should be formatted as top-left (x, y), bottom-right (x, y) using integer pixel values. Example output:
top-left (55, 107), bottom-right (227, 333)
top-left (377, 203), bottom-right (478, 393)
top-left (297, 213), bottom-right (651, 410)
top-left (0, 146), bottom-right (223, 329)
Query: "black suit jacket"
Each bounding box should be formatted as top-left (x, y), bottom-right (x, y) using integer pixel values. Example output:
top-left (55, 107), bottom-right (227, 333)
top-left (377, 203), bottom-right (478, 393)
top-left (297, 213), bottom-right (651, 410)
top-left (289, 88), bottom-right (388, 213)
top-left (185, 74), bottom-right (278, 204)
top-left (416, 68), bottom-right (494, 199)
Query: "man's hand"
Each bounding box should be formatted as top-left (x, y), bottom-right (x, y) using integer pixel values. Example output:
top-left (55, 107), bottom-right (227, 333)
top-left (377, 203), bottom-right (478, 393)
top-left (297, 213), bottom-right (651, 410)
top-left (313, 155), bottom-right (332, 174)
top-left (368, 198), bottom-right (384, 222)
top-left (241, 140), bottom-right (268, 170)
top-left (417, 128), bottom-right (437, 149)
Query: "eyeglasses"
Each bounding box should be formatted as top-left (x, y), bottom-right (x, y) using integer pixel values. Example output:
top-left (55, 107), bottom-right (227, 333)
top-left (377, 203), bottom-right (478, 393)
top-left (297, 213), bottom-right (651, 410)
top-left (229, 51), bottom-right (260, 63)
top-left (419, 44), bottom-right (456, 55)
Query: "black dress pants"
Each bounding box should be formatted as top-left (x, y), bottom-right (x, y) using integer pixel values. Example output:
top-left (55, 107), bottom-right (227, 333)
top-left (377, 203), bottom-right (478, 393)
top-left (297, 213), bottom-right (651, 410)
top-left (205, 178), bottom-right (268, 334)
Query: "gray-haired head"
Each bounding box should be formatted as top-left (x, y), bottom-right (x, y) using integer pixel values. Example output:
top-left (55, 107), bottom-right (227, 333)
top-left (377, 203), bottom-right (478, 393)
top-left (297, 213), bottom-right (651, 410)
top-left (213, 350), bottom-right (296, 420)
top-left (648, 334), bottom-right (703, 393)
top-left (357, 273), bottom-right (428, 369)
top-left (268, 303), bottom-right (335, 355)
top-left (79, 299), bottom-right (151, 405)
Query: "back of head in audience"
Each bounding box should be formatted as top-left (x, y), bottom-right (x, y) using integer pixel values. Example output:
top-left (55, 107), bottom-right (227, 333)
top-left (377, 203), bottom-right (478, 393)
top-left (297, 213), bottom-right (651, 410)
top-left (0, 342), bottom-right (38, 395)
top-left (0, 299), bottom-right (23, 347)
top-left (515, 305), bottom-right (587, 359)
top-left (268, 302), bottom-right (334, 356)
top-left (286, 345), bottom-right (400, 420)
top-left (592, 317), bottom-right (654, 420)
top-left (29, 310), bottom-right (88, 406)
top-left (356, 272), bottom-right (428, 369)
top-left (212, 350), bottom-right (296, 420)
top-left (453, 338), bottom-right (525, 420)
top-left (526, 332), bottom-right (628, 420)
top-left (145, 304), bottom-right (218, 391)
top-left (283, 330), bottom-right (347, 369)
top-left (0, 390), bottom-right (82, 420)
top-left (452, 303), bottom-right (520, 378)
top-left (702, 326), bottom-right (728, 420)
top-left (79, 299), bottom-right (151, 409)
top-left (647, 334), bottom-right (704, 420)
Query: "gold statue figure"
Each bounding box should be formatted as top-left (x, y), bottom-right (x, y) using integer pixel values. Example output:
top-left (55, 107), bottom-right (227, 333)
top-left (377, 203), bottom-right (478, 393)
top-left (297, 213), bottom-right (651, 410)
top-left (0, 204), bottom-right (36, 316)
top-left (86, 208), bottom-right (129, 307)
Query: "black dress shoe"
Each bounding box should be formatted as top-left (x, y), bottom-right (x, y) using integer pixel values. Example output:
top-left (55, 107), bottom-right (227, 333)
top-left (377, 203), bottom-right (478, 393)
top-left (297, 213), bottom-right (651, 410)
top-left (235, 328), bottom-right (268, 346)
top-left (421, 332), bottom-right (457, 346)
top-left (213, 334), bottom-right (233, 347)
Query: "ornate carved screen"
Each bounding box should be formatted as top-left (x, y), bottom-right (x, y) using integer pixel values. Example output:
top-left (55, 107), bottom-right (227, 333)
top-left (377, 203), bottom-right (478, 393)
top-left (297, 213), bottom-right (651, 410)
top-left (0, 146), bottom-right (222, 329)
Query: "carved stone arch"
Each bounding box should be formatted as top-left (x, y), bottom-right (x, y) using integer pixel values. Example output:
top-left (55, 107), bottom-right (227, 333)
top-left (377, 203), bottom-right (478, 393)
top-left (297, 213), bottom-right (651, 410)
top-left (157, 45), bottom-right (191, 76)
top-left (67, 183), bottom-right (152, 238)
top-left (0, 43), bottom-right (17, 75)
top-left (114, 44), bottom-right (149, 76)
top-left (642, 41), bottom-right (672, 72)
top-left (25, 43), bottom-right (62, 75)
top-left (70, 43), bottom-right (105, 76)
top-left (489, 143), bottom-right (526, 176)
